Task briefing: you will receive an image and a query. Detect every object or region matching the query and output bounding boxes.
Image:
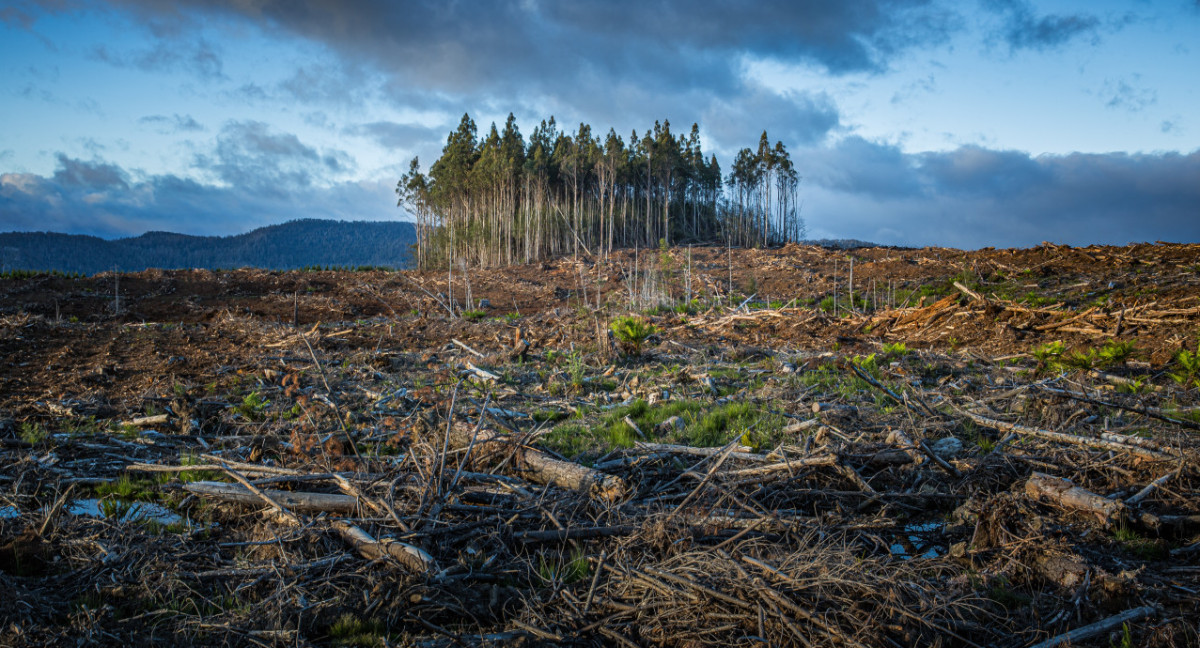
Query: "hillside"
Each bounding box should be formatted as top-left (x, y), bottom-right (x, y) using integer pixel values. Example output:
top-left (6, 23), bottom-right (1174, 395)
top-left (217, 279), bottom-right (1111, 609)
top-left (0, 219), bottom-right (416, 274)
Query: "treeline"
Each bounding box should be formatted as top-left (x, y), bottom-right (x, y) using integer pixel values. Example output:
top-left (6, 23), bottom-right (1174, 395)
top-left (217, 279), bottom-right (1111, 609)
top-left (397, 114), bottom-right (803, 270)
top-left (0, 219), bottom-right (415, 274)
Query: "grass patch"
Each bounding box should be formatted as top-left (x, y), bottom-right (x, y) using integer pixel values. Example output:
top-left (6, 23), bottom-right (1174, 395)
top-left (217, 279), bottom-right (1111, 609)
top-left (95, 474), bottom-right (160, 502)
top-left (328, 613), bottom-right (388, 647)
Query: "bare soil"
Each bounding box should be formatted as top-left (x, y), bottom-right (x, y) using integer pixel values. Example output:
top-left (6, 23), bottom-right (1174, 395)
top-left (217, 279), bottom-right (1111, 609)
top-left (1, 242), bottom-right (1198, 647)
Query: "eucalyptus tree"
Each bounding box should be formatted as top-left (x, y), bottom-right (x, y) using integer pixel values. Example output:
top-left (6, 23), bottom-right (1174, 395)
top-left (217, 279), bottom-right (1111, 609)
top-left (399, 115), bottom-right (801, 270)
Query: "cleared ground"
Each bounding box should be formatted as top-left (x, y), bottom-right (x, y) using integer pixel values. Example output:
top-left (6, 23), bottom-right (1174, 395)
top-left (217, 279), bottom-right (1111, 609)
top-left (1, 242), bottom-right (1199, 646)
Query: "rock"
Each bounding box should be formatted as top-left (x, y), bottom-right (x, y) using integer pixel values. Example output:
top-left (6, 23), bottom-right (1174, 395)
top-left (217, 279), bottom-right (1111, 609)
top-left (930, 436), bottom-right (963, 458)
top-left (478, 298), bottom-right (491, 309)
top-left (656, 416), bottom-right (686, 434)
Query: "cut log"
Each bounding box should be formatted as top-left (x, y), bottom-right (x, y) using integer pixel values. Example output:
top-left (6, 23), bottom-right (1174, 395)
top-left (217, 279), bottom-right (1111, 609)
top-left (961, 411), bottom-right (1175, 461)
top-left (463, 362), bottom-right (500, 383)
top-left (122, 414), bottom-right (169, 427)
top-left (1025, 472), bottom-right (1125, 527)
top-left (952, 281), bottom-right (984, 303)
top-left (449, 424), bottom-right (626, 502)
top-left (184, 481), bottom-right (358, 514)
top-left (1026, 606), bottom-right (1158, 648)
top-left (333, 521), bottom-right (435, 573)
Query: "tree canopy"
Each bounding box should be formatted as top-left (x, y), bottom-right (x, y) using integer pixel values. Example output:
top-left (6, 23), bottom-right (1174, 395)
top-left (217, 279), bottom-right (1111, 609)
top-left (398, 114), bottom-right (802, 269)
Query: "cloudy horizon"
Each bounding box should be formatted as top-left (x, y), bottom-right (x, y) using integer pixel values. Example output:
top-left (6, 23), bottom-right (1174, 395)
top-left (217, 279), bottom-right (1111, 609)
top-left (1, 0), bottom-right (1197, 249)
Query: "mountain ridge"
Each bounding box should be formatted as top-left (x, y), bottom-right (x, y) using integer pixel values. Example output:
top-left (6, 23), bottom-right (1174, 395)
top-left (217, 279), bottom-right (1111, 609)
top-left (0, 219), bottom-right (416, 274)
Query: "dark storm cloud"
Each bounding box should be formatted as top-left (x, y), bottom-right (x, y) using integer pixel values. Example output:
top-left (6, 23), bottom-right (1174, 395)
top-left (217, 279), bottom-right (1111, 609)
top-left (138, 113), bottom-right (205, 133)
top-left (1, 153), bottom-right (396, 238)
top-left (193, 121), bottom-right (356, 194)
top-left (804, 139), bottom-right (1200, 247)
top-left (982, 0), bottom-right (1100, 51)
top-left (106, 0), bottom-right (954, 97)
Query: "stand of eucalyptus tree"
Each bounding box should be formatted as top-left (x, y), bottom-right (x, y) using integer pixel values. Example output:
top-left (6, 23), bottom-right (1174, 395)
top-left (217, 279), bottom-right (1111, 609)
top-left (397, 114), bottom-right (803, 270)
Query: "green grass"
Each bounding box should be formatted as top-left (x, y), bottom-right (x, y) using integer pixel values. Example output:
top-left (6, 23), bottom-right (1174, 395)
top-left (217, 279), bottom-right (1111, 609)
top-left (95, 474), bottom-right (160, 502)
top-left (536, 547), bottom-right (590, 585)
top-left (541, 398), bottom-right (761, 457)
top-left (328, 614), bottom-right (388, 647)
top-left (177, 452), bottom-right (225, 483)
top-left (1111, 623), bottom-right (1134, 648)
top-left (1113, 524), bottom-right (1168, 559)
top-left (680, 401), bottom-right (783, 448)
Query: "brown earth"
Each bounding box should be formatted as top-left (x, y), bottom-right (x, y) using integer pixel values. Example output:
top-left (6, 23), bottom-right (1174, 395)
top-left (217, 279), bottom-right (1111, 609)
top-left (0, 242), bottom-right (1198, 647)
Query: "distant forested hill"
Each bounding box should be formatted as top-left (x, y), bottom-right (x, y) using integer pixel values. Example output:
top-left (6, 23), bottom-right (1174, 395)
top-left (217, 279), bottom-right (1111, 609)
top-left (0, 219), bottom-right (416, 274)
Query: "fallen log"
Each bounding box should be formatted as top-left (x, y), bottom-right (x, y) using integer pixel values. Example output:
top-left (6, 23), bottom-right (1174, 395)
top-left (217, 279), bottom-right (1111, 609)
top-left (960, 411), bottom-right (1175, 461)
top-left (333, 521), bottom-right (435, 573)
top-left (1026, 606), bottom-right (1158, 648)
top-left (183, 481), bottom-right (359, 514)
top-left (449, 423), bottom-right (627, 502)
top-left (1025, 472), bottom-right (1125, 527)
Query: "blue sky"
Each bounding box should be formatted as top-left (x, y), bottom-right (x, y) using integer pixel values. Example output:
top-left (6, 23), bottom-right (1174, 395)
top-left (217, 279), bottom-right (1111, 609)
top-left (1, 0), bottom-right (1197, 247)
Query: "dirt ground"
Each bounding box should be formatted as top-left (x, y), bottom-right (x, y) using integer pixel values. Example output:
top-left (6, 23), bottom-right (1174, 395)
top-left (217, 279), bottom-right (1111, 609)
top-left (1, 241), bottom-right (1198, 646)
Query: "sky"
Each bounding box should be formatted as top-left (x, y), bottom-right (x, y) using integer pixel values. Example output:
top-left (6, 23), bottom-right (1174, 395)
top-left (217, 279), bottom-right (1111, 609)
top-left (1, 0), bottom-right (1198, 248)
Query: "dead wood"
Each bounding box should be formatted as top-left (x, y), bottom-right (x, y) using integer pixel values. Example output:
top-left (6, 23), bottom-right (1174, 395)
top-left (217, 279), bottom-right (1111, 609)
top-left (333, 520), bottom-right (435, 573)
top-left (961, 410), bottom-right (1175, 461)
top-left (183, 481), bottom-right (359, 514)
top-left (1026, 606), bottom-right (1158, 648)
top-left (446, 423), bottom-right (627, 502)
top-left (1025, 472), bottom-right (1125, 527)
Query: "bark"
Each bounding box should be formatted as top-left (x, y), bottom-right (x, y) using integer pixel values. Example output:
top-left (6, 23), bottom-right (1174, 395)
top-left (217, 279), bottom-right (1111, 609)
top-left (449, 424), bottom-right (626, 502)
top-left (333, 521), bottom-right (436, 574)
top-left (184, 481), bottom-right (358, 514)
top-left (1025, 472), bottom-right (1125, 527)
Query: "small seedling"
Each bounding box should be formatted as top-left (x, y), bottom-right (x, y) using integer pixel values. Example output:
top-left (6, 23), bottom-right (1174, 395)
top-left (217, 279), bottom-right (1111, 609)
top-left (1169, 343), bottom-right (1200, 389)
top-left (233, 391), bottom-right (270, 421)
top-left (19, 421), bottom-right (48, 444)
top-left (610, 316), bottom-right (657, 357)
top-left (882, 342), bottom-right (909, 357)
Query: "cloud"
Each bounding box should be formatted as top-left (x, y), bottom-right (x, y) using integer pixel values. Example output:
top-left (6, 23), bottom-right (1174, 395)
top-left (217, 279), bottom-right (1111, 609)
top-left (983, 0), bottom-right (1100, 52)
top-left (1102, 77), bottom-right (1157, 113)
top-left (343, 121), bottom-right (445, 151)
top-left (802, 139), bottom-right (1200, 247)
top-left (100, 1), bottom-right (954, 106)
top-left (193, 121), bottom-right (356, 194)
top-left (89, 36), bottom-right (225, 80)
top-left (1, 152), bottom-right (399, 238)
top-left (51, 153), bottom-right (128, 190)
top-left (702, 88), bottom-right (841, 151)
top-left (138, 113), bottom-right (205, 133)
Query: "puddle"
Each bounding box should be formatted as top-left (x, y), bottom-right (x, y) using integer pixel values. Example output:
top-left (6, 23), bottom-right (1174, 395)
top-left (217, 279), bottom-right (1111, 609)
top-left (890, 521), bottom-right (945, 560)
top-left (62, 499), bottom-right (185, 525)
top-left (0, 505), bottom-right (19, 519)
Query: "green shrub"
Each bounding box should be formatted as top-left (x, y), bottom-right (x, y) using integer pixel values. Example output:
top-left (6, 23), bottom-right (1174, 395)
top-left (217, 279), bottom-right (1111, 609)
top-left (881, 342), bottom-right (909, 357)
top-left (611, 316), bottom-right (657, 357)
top-left (232, 391), bottom-right (269, 421)
top-left (1170, 343), bottom-right (1200, 389)
top-left (1097, 339), bottom-right (1137, 366)
top-left (19, 421), bottom-right (48, 444)
top-left (1031, 340), bottom-right (1066, 372)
